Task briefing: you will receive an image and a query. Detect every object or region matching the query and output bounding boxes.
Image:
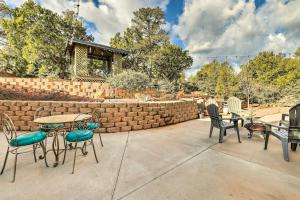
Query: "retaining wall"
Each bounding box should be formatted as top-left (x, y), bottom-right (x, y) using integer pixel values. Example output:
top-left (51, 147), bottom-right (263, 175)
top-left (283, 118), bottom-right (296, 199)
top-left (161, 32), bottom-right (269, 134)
top-left (0, 77), bottom-right (162, 99)
top-left (0, 100), bottom-right (198, 132)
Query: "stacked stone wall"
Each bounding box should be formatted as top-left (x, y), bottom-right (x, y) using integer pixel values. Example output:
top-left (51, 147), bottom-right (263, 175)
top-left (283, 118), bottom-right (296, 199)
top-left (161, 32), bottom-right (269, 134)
top-left (0, 77), bottom-right (161, 99)
top-left (0, 100), bottom-right (198, 132)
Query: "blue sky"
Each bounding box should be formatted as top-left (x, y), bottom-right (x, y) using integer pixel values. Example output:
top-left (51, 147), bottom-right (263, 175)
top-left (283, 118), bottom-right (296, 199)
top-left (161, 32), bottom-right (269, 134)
top-left (6, 0), bottom-right (300, 76)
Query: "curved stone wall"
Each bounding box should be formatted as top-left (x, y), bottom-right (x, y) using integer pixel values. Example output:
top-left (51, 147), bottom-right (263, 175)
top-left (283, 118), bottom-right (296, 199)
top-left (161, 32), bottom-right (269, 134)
top-left (0, 100), bottom-right (198, 132)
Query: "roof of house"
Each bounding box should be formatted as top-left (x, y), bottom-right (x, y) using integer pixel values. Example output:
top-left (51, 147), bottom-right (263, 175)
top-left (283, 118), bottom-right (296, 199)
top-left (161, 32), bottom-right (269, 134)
top-left (68, 38), bottom-right (130, 56)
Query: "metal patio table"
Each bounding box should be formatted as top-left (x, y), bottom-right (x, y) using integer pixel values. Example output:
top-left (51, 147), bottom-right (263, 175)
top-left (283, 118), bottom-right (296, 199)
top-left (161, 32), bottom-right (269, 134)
top-left (34, 114), bottom-right (92, 167)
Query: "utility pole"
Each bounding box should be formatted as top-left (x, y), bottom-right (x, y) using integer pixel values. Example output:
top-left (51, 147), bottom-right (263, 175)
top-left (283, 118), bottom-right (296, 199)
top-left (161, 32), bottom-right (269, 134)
top-left (70, 0), bottom-right (80, 42)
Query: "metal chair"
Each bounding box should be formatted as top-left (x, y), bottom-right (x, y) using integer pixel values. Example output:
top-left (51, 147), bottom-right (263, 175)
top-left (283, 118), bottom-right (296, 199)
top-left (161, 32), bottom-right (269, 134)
top-left (0, 113), bottom-right (48, 182)
top-left (34, 107), bottom-right (65, 161)
top-left (207, 104), bottom-right (241, 143)
top-left (62, 114), bottom-right (98, 174)
top-left (86, 108), bottom-right (104, 147)
top-left (264, 103), bottom-right (300, 161)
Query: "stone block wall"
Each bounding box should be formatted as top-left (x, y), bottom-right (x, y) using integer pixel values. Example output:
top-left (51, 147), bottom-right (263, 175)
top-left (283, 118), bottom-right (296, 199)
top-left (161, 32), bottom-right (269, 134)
top-left (0, 77), bottom-right (162, 99)
top-left (0, 100), bottom-right (198, 132)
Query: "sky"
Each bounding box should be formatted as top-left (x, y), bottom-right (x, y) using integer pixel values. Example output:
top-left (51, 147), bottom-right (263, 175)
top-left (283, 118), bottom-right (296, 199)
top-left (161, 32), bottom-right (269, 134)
top-left (6, 0), bottom-right (300, 76)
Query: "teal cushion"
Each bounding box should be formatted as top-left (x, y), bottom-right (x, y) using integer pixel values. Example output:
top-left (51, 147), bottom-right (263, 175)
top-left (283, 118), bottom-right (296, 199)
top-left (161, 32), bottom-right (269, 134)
top-left (87, 122), bottom-right (100, 130)
top-left (10, 131), bottom-right (47, 147)
top-left (42, 123), bottom-right (64, 130)
top-left (66, 130), bottom-right (93, 142)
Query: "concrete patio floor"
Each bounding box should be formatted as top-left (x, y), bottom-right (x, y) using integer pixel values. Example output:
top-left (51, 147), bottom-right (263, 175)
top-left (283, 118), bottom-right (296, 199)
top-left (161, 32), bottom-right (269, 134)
top-left (0, 118), bottom-right (300, 200)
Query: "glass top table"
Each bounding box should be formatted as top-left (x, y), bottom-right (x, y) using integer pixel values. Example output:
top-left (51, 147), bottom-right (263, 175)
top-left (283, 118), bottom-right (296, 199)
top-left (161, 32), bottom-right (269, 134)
top-left (34, 114), bottom-right (92, 124)
top-left (33, 113), bottom-right (92, 167)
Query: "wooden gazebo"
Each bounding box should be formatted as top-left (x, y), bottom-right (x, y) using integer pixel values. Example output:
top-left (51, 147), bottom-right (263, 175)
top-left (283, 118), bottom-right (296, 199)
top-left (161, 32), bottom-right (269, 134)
top-left (66, 38), bottom-right (129, 82)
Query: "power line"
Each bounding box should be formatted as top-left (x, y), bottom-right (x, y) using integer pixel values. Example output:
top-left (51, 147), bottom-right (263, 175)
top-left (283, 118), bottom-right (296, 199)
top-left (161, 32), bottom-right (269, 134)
top-left (199, 52), bottom-right (294, 59)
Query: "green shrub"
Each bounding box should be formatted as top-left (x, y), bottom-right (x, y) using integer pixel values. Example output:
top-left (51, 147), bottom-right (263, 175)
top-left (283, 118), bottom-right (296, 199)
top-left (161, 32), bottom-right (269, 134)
top-left (106, 70), bottom-right (150, 91)
top-left (156, 79), bottom-right (178, 94)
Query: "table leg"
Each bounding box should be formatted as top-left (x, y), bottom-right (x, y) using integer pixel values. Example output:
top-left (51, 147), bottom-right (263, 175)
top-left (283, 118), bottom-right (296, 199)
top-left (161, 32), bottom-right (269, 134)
top-left (52, 132), bottom-right (60, 167)
top-left (81, 142), bottom-right (88, 155)
top-left (248, 130), bottom-right (253, 139)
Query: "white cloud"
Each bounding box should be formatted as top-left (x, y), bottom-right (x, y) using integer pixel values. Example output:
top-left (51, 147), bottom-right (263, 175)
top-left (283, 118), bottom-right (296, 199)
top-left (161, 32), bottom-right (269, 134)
top-left (40, 0), bottom-right (170, 44)
top-left (6, 0), bottom-right (169, 44)
top-left (174, 0), bottom-right (300, 76)
top-left (4, 0), bottom-right (24, 7)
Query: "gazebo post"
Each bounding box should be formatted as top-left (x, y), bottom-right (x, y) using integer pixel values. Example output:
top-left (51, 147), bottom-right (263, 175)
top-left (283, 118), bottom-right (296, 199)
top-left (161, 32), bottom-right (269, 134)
top-left (74, 45), bottom-right (88, 77)
top-left (107, 57), bottom-right (112, 74)
top-left (112, 53), bottom-right (123, 75)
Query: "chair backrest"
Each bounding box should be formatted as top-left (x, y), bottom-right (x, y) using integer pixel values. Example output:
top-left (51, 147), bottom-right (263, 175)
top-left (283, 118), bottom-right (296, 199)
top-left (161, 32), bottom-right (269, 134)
top-left (207, 104), bottom-right (221, 128)
top-left (288, 103), bottom-right (300, 140)
top-left (289, 103), bottom-right (300, 128)
top-left (34, 107), bottom-right (53, 120)
top-left (71, 114), bottom-right (88, 130)
top-left (227, 97), bottom-right (242, 115)
top-left (91, 108), bottom-right (103, 123)
top-left (0, 113), bottom-right (17, 144)
top-left (197, 102), bottom-right (205, 113)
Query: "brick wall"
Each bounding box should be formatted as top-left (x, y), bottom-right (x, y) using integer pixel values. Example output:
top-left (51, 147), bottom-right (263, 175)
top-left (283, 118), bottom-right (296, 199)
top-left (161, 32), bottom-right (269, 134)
top-left (0, 100), bottom-right (198, 132)
top-left (0, 77), bottom-right (162, 99)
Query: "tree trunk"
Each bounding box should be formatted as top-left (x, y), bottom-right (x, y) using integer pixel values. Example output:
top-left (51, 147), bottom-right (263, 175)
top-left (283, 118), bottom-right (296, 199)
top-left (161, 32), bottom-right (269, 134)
top-left (247, 93), bottom-right (250, 109)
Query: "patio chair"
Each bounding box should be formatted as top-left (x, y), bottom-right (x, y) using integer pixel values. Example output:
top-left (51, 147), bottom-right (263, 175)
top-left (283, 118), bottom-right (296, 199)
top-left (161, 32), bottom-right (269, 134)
top-left (264, 103), bottom-right (300, 161)
top-left (227, 97), bottom-right (244, 126)
top-left (34, 107), bottom-right (65, 158)
top-left (207, 104), bottom-right (241, 143)
top-left (0, 113), bottom-right (48, 182)
top-left (62, 114), bottom-right (98, 174)
top-left (197, 101), bottom-right (205, 118)
top-left (86, 108), bottom-right (104, 147)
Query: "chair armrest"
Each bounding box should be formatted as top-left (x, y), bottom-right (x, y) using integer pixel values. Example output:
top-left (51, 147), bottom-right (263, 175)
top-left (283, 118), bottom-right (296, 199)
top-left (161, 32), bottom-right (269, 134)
top-left (258, 121), bottom-right (289, 132)
top-left (222, 117), bottom-right (242, 122)
top-left (269, 124), bottom-right (289, 130)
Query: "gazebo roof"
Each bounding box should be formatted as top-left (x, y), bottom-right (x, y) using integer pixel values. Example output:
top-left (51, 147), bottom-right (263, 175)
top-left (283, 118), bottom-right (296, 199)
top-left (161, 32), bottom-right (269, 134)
top-left (67, 38), bottom-right (130, 57)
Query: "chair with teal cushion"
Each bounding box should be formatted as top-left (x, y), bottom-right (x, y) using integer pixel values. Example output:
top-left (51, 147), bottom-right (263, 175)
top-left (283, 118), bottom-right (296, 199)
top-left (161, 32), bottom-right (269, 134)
top-left (85, 108), bottom-right (104, 147)
top-left (0, 113), bottom-right (48, 182)
top-left (62, 114), bottom-right (98, 174)
top-left (65, 130), bottom-right (93, 142)
top-left (10, 131), bottom-right (47, 147)
top-left (34, 107), bottom-right (65, 156)
top-left (86, 122), bottom-right (100, 130)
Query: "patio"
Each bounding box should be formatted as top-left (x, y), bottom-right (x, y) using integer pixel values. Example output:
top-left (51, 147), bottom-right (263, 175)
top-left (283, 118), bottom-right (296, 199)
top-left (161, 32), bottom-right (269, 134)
top-left (0, 117), bottom-right (300, 200)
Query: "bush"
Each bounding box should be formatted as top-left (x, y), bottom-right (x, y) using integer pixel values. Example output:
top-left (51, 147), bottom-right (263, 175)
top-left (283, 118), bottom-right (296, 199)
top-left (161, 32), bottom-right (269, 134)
top-left (180, 81), bottom-right (198, 93)
top-left (156, 79), bottom-right (179, 94)
top-left (106, 70), bottom-right (150, 91)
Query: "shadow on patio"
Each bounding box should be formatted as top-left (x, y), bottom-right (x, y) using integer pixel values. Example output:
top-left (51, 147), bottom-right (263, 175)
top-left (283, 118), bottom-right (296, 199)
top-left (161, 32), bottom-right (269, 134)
top-left (0, 119), bottom-right (300, 200)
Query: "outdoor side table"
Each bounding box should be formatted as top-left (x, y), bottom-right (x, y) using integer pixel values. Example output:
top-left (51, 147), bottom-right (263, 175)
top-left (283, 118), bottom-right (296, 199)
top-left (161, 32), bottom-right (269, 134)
top-left (34, 114), bottom-right (92, 167)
